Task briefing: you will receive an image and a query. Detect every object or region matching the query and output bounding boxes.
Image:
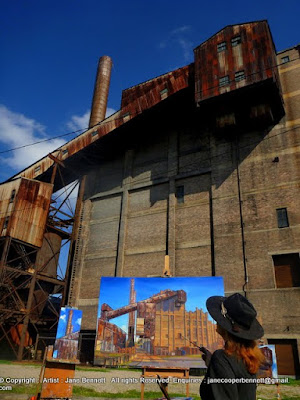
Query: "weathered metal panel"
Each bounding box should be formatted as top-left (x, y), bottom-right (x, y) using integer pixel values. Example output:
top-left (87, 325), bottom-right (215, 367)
top-left (120, 66), bottom-right (190, 116)
top-left (35, 232), bottom-right (62, 277)
top-left (0, 178), bottom-right (53, 247)
top-left (194, 21), bottom-right (280, 103)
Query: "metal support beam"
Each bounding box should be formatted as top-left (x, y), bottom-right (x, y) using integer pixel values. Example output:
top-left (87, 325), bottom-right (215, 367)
top-left (17, 271), bottom-right (37, 361)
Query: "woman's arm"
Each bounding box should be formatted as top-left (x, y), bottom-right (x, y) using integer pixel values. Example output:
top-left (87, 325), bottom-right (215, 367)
top-left (201, 350), bottom-right (239, 400)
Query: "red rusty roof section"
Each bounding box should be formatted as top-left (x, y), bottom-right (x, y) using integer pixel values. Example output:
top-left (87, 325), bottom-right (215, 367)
top-left (194, 20), bottom-right (280, 103)
top-left (10, 66), bottom-right (191, 184)
top-left (120, 66), bottom-right (190, 115)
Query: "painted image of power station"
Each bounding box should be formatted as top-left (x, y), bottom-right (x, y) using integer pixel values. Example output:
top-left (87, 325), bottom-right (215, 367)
top-left (53, 307), bottom-right (82, 360)
top-left (94, 277), bottom-right (224, 363)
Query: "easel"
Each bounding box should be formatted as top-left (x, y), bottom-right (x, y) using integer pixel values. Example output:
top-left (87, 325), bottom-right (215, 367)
top-left (140, 366), bottom-right (190, 400)
top-left (276, 382), bottom-right (281, 399)
top-left (35, 345), bottom-right (80, 399)
top-left (141, 257), bottom-right (192, 399)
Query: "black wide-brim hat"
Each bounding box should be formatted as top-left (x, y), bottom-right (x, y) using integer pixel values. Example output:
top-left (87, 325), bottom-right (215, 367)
top-left (206, 293), bottom-right (264, 340)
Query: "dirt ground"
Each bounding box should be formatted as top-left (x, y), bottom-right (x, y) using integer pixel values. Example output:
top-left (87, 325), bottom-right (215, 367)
top-left (0, 363), bottom-right (299, 399)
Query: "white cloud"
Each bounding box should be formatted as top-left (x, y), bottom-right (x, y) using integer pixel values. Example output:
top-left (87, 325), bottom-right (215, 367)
top-left (0, 105), bottom-right (66, 171)
top-left (159, 25), bottom-right (193, 62)
top-left (120, 324), bottom-right (127, 333)
top-left (0, 104), bottom-right (117, 177)
top-left (60, 314), bottom-right (66, 321)
top-left (66, 107), bottom-right (116, 131)
top-left (76, 317), bottom-right (82, 326)
top-left (106, 107), bottom-right (116, 118)
top-left (178, 38), bottom-right (193, 62)
top-left (67, 110), bottom-right (90, 131)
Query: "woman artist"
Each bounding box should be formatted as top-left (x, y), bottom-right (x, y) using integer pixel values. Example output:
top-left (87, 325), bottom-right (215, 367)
top-left (200, 293), bottom-right (265, 400)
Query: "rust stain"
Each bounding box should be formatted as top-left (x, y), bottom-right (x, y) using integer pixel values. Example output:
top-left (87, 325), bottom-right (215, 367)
top-left (0, 178), bottom-right (53, 248)
top-left (194, 21), bottom-right (280, 103)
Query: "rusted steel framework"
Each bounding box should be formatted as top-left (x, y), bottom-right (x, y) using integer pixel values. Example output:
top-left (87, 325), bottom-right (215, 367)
top-left (0, 162), bottom-right (78, 360)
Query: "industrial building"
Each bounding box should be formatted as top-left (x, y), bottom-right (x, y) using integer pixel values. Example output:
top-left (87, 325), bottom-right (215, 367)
top-left (0, 20), bottom-right (299, 376)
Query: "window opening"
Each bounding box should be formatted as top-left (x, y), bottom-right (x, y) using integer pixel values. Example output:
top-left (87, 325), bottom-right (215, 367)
top-left (277, 208), bottom-right (289, 228)
top-left (273, 253), bottom-right (300, 288)
top-left (219, 76), bottom-right (230, 87)
top-left (160, 88), bottom-right (168, 100)
top-left (281, 56), bottom-right (290, 64)
top-left (9, 189), bottom-right (16, 203)
top-left (231, 36), bottom-right (241, 47)
top-left (3, 216), bottom-right (9, 229)
top-left (176, 186), bottom-right (184, 204)
top-left (235, 70), bottom-right (245, 82)
top-left (217, 42), bottom-right (227, 52)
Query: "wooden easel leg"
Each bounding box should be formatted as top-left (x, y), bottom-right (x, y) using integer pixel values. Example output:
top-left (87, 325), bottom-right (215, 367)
top-left (141, 381), bottom-right (144, 400)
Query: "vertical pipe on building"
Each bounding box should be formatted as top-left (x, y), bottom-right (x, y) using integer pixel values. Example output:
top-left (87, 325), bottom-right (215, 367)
top-left (209, 186), bottom-right (216, 276)
top-left (65, 176), bottom-right (86, 307)
top-left (89, 56), bottom-right (113, 129)
top-left (235, 135), bottom-right (248, 296)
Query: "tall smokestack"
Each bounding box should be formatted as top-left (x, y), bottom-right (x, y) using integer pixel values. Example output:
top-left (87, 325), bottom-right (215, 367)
top-left (89, 55), bottom-right (112, 128)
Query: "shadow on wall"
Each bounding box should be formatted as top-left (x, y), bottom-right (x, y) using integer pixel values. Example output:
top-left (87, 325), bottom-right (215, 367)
top-left (82, 85), bottom-right (283, 206)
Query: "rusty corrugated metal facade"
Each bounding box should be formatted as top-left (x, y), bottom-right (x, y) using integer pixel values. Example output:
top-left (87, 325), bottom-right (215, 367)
top-left (121, 65), bottom-right (191, 115)
top-left (194, 20), bottom-right (280, 103)
top-left (0, 178), bottom-right (53, 248)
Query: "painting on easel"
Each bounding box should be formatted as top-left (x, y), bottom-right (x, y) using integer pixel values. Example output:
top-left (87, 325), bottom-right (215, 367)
top-left (94, 277), bottom-right (224, 367)
top-left (258, 345), bottom-right (278, 379)
top-left (53, 307), bottom-right (82, 360)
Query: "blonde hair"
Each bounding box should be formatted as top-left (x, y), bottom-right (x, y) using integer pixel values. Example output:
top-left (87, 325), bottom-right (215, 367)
top-left (217, 325), bottom-right (265, 374)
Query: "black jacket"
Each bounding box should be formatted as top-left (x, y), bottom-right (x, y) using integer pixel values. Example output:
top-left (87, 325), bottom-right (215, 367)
top-left (200, 349), bottom-right (257, 400)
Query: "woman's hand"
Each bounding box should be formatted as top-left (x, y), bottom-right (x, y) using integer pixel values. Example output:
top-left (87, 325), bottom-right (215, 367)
top-left (201, 347), bottom-right (212, 367)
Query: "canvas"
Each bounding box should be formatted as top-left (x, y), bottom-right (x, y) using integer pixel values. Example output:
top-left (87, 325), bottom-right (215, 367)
top-left (53, 307), bottom-right (82, 360)
top-left (94, 277), bottom-right (224, 368)
top-left (258, 345), bottom-right (278, 379)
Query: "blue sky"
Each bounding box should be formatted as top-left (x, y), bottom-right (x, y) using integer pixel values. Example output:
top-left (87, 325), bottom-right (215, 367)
top-left (1, 0), bottom-right (299, 182)
top-left (97, 277), bottom-right (224, 333)
top-left (56, 307), bottom-right (82, 339)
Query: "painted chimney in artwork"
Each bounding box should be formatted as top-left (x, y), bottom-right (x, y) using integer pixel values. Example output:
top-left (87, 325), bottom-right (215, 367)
top-left (89, 55), bottom-right (112, 128)
top-left (128, 278), bottom-right (136, 346)
top-left (66, 309), bottom-right (73, 336)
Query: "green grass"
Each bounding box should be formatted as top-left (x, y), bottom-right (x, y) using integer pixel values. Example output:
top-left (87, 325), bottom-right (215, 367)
top-left (73, 386), bottom-right (200, 398)
top-left (283, 379), bottom-right (300, 386)
top-left (9, 383), bottom-right (40, 394)
top-left (258, 398), bottom-right (300, 400)
top-left (76, 366), bottom-right (141, 372)
top-left (0, 359), bottom-right (41, 367)
top-left (9, 384), bottom-right (201, 399)
top-left (76, 366), bottom-right (110, 372)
